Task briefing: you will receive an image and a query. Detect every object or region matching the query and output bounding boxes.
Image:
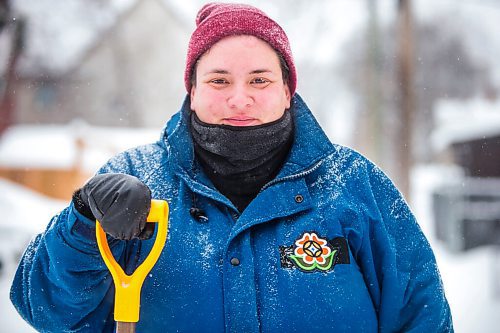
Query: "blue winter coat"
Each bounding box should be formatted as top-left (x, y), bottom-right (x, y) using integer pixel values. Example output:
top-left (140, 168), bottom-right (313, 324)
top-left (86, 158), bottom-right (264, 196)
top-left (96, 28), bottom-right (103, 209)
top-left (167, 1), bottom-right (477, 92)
top-left (11, 94), bottom-right (453, 332)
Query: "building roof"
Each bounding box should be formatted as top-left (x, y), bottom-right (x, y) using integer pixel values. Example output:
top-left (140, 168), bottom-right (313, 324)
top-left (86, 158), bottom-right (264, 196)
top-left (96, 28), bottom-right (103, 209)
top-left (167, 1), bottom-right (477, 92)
top-left (0, 121), bottom-right (158, 171)
top-left (432, 98), bottom-right (500, 152)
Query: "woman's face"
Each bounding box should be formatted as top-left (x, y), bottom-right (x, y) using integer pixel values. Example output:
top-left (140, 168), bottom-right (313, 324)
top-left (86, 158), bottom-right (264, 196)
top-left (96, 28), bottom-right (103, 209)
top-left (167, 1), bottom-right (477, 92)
top-left (190, 35), bottom-right (291, 126)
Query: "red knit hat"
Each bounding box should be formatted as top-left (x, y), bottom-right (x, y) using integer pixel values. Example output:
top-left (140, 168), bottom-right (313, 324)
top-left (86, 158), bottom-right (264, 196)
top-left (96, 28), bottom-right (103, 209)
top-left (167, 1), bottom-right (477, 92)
top-left (184, 2), bottom-right (297, 96)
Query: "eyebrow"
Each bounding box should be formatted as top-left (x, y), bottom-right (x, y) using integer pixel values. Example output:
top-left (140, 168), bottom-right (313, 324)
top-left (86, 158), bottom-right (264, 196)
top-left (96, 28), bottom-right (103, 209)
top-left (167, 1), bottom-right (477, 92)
top-left (203, 69), bottom-right (229, 75)
top-left (250, 69), bottom-right (272, 74)
top-left (202, 69), bottom-right (273, 75)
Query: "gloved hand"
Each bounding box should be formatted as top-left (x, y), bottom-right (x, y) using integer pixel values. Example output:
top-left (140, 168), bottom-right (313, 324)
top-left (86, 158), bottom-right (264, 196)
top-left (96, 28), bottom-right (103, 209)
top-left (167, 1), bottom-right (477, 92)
top-left (73, 173), bottom-right (154, 240)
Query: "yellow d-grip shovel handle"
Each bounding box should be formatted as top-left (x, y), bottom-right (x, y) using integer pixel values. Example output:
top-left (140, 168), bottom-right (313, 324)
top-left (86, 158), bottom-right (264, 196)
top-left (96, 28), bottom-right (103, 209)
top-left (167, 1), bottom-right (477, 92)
top-left (96, 199), bottom-right (169, 323)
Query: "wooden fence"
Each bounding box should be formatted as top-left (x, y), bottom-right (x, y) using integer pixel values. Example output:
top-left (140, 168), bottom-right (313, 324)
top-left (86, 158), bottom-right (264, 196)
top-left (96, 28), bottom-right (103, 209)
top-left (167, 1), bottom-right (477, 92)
top-left (0, 167), bottom-right (91, 200)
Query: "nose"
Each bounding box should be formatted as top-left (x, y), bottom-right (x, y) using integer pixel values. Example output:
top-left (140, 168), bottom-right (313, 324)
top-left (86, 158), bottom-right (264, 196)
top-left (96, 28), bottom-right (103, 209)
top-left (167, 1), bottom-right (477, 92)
top-left (227, 85), bottom-right (253, 110)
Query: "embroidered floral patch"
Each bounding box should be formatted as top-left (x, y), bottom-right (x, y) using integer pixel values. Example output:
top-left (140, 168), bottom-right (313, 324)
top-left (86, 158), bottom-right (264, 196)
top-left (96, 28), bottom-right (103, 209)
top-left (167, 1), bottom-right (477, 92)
top-left (280, 232), bottom-right (350, 273)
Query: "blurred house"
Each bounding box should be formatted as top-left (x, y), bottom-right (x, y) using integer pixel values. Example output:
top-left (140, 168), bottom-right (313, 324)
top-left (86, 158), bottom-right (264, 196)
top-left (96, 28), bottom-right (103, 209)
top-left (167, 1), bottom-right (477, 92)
top-left (450, 135), bottom-right (500, 179)
top-left (0, 0), bottom-right (190, 199)
top-left (431, 99), bottom-right (500, 252)
top-left (5, 0), bottom-right (191, 128)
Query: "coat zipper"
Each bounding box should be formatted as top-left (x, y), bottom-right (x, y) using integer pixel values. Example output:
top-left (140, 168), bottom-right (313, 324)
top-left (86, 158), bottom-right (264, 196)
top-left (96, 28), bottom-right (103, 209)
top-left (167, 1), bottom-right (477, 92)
top-left (259, 159), bottom-right (324, 193)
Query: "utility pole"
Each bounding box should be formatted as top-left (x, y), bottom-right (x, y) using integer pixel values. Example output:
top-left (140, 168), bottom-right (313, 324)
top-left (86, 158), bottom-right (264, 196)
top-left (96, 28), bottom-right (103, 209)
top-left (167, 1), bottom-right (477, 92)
top-left (396, 0), bottom-right (415, 200)
top-left (0, 0), bottom-right (24, 136)
top-left (365, 0), bottom-right (383, 166)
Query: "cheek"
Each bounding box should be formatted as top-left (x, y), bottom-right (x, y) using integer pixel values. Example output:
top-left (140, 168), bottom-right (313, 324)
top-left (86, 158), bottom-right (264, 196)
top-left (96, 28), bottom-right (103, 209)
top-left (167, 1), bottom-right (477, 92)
top-left (192, 90), bottom-right (227, 123)
top-left (258, 89), bottom-right (289, 122)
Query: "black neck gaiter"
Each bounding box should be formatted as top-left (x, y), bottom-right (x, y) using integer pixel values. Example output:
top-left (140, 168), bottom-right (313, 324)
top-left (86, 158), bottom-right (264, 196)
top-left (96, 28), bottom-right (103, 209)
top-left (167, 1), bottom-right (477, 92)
top-left (190, 111), bottom-right (294, 212)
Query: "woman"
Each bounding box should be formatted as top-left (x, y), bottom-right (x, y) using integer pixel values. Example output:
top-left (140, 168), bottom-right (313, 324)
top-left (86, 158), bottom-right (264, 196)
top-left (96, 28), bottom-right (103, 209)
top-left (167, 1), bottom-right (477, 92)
top-left (11, 3), bottom-right (453, 332)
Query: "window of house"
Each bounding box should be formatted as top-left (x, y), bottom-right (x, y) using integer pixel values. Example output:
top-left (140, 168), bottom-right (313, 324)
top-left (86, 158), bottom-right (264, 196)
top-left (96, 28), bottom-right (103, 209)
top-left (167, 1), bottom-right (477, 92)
top-left (34, 81), bottom-right (57, 110)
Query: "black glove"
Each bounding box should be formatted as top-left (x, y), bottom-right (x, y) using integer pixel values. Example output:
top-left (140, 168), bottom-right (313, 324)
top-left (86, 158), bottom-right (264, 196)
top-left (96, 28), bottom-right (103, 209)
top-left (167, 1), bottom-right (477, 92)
top-left (73, 173), bottom-right (154, 240)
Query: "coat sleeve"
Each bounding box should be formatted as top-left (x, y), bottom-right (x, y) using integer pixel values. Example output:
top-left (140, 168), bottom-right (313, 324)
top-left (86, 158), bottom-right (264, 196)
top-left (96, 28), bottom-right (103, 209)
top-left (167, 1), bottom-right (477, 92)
top-left (8, 148), bottom-right (151, 332)
top-left (9, 204), bottom-right (125, 332)
top-left (9, 144), bottom-right (165, 332)
top-left (354, 162), bottom-right (453, 332)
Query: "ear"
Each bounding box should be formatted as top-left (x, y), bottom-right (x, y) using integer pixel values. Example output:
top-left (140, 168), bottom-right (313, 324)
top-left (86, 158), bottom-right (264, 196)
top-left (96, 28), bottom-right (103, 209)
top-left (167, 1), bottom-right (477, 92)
top-left (190, 85), bottom-right (197, 111)
top-left (284, 84), bottom-right (291, 109)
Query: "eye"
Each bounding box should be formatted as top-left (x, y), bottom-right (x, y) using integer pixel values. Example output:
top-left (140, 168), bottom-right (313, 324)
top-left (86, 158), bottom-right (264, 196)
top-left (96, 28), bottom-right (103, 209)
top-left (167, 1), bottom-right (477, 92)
top-left (250, 77), bottom-right (270, 85)
top-left (209, 78), bottom-right (229, 85)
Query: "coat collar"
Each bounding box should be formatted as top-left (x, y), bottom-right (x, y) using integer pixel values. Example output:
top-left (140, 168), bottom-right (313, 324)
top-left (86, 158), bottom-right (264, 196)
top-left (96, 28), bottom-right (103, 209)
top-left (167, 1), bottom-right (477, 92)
top-left (159, 93), bottom-right (334, 207)
top-left (277, 94), bottom-right (334, 177)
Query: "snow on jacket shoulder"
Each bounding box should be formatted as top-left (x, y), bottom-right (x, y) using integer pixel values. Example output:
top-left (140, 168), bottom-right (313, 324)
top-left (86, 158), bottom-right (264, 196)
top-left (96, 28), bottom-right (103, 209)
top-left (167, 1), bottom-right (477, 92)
top-left (10, 94), bottom-right (453, 332)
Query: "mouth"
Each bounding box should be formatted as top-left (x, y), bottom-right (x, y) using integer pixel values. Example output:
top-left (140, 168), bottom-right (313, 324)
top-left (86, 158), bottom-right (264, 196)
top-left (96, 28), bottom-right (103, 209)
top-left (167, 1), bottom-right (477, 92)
top-left (223, 117), bottom-right (259, 126)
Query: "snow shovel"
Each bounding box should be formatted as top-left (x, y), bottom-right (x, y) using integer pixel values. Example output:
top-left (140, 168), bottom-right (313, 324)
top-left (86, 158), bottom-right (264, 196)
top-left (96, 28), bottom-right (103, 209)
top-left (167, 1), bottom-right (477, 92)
top-left (96, 199), bottom-right (169, 333)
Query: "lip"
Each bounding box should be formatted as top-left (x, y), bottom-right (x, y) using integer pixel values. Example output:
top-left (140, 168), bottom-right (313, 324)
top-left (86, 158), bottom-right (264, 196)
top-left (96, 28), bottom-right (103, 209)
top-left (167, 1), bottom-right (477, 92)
top-left (223, 117), bottom-right (259, 126)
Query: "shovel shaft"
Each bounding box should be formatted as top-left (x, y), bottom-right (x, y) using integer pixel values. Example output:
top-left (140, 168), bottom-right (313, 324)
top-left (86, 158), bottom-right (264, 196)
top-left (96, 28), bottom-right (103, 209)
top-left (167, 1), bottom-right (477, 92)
top-left (116, 321), bottom-right (136, 333)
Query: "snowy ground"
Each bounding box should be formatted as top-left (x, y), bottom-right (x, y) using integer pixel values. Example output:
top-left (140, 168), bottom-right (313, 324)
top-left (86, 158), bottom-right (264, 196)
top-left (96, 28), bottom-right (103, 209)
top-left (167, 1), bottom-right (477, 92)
top-left (0, 179), bottom-right (66, 333)
top-left (411, 165), bottom-right (500, 333)
top-left (0, 166), bottom-right (499, 332)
